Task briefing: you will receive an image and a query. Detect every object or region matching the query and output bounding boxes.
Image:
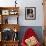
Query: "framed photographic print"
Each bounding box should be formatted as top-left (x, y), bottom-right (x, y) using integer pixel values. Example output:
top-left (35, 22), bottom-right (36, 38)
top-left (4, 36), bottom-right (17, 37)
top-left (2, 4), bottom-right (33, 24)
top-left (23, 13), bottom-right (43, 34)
top-left (25, 7), bottom-right (36, 20)
top-left (2, 10), bottom-right (9, 15)
top-left (9, 9), bottom-right (18, 15)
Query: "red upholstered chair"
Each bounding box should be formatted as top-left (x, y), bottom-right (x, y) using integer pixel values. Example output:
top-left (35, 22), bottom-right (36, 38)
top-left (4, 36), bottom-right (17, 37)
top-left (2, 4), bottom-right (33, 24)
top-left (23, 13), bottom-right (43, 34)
top-left (21, 28), bottom-right (41, 46)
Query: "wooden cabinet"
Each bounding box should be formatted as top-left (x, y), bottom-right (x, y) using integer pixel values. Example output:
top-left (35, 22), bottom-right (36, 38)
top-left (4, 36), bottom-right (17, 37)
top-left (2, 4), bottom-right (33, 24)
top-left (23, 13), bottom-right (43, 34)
top-left (0, 7), bottom-right (20, 46)
top-left (0, 7), bottom-right (19, 24)
top-left (0, 41), bottom-right (19, 46)
top-left (44, 29), bottom-right (46, 46)
top-left (2, 41), bottom-right (19, 46)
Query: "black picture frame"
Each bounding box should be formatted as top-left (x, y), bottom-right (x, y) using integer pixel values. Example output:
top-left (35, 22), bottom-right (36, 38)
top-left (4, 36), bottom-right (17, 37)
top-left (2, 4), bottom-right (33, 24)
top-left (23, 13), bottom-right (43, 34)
top-left (25, 7), bottom-right (36, 20)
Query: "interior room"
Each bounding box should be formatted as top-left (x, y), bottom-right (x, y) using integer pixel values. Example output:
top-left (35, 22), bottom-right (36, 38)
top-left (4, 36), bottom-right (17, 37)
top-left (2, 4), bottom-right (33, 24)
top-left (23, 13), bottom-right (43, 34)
top-left (0, 0), bottom-right (45, 46)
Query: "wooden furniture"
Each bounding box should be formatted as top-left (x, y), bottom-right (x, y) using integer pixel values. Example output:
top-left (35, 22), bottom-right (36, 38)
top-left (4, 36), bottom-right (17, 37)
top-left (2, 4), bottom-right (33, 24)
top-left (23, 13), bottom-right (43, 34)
top-left (0, 41), bottom-right (2, 46)
top-left (43, 0), bottom-right (46, 46)
top-left (0, 24), bottom-right (20, 32)
top-left (44, 29), bottom-right (46, 46)
top-left (2, 41), bottom-right (19, 46)
top-left (43, 0), bottom-right (46, 27)
top-left (0, 7), bottom-right (19, 24)
top-left (0, 7), bottom-right (20, 46)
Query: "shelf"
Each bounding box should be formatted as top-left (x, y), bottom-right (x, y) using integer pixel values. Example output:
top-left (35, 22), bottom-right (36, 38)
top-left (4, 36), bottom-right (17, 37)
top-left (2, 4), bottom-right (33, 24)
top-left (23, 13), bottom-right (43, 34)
top-left (1, 40), bottom-right (19, 46)
top-left (0, 7), bottom-right (19, 24)
top-left (0, 7), bottom-right (20, 46)
top-left (2, 40), bottom-right (19, 43)
top-left (0, 24), bottom-right (20, 32)
top-left (1, 15), bottom-right (18, 24)
top-left (0, 7), bottom-right (19, 15)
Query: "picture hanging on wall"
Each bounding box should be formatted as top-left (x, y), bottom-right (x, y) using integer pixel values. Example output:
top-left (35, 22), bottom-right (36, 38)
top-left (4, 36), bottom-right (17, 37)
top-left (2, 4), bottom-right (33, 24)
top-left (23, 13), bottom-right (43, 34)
top-left (25, 7), bottom-right (36, 20)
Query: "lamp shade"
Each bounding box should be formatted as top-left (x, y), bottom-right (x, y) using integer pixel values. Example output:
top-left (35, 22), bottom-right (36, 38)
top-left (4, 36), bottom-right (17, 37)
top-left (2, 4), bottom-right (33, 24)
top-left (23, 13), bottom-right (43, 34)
top-left (13, 29), bottom-right (17, 32)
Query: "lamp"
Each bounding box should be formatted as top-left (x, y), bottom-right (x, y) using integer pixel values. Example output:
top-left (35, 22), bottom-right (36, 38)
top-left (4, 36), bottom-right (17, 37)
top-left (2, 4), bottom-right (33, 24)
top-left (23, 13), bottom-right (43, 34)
top-left (14, 28), bottom-right (17, 32)
top-left (13, 28), bottom-right (18, 41)
top-left (15, 0), bottom-right (17, 7)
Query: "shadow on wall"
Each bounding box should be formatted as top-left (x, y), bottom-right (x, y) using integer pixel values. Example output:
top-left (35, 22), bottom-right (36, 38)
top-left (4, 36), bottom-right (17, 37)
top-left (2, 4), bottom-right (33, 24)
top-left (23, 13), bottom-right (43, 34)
top-left (18, 26), bottom-right (44, 44)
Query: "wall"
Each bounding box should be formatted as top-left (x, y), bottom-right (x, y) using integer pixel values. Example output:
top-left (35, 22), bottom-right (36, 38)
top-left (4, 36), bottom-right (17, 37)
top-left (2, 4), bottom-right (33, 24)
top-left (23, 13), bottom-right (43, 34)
top-left (0, 0), bottom-right (44, 45)
top-left (0, 0), bottom-right (44, 26)
top-left (18, 0), bottom-right (44, 26)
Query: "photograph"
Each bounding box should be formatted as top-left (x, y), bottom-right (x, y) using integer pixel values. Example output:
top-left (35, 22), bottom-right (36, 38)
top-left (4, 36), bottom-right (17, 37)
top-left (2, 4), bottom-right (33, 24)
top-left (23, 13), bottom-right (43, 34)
top-left (25, 7), bottom-right (36, 20)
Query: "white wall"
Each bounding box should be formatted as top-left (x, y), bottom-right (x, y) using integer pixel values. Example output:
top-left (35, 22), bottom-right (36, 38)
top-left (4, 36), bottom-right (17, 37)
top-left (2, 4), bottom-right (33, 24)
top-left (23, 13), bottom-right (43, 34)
top-left (0, 0), bottom-right (44, 26)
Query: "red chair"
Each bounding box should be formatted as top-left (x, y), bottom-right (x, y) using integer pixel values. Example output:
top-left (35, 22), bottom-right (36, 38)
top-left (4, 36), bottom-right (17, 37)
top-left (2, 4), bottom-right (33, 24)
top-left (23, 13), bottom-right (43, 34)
top-left (21, 28), bottom-right (41, 46)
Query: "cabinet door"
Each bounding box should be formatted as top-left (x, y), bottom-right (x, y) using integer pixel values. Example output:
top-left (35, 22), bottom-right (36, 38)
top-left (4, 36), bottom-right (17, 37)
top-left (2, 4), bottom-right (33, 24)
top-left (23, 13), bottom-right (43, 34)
top-left (3, 42), bottom-right (18, 46)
